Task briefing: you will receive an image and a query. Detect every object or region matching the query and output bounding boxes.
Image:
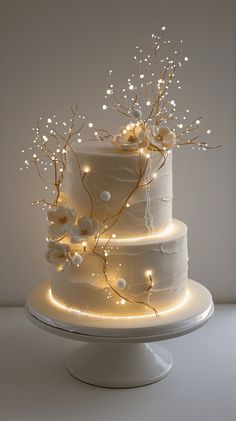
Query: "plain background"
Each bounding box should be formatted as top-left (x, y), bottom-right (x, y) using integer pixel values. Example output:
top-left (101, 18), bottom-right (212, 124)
top-left (0, 0), bottom-right (235, 305)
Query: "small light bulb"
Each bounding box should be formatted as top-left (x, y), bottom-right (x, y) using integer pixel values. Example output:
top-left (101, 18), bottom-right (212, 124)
top-left (145, 270), bottom-right (152, 277)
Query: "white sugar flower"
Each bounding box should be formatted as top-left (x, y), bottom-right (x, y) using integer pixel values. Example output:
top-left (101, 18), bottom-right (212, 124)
top-left (47, 206), bottom-right (76, 240)
top-left (69, 216), bottom-right (99, 244)
top-left (45, 242), bottom-right (69, 271)
top-left (112, 123), bottom-right (150, 151)
top-left (149, 126), bottom-right (176, 150)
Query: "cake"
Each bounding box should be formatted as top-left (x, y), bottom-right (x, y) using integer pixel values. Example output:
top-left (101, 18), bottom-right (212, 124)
top-left (49, 139), bottom-right (188, 316)
top-left (23, 29), bottom-right (218, 318)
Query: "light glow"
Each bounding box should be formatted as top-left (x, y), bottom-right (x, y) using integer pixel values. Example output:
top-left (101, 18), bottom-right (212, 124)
top-left (106, 222), bottom-right (176, 244)
top-left (145, 270), bottom-right (152, 277)
top-left (48, 288), bottom-right (190, 319)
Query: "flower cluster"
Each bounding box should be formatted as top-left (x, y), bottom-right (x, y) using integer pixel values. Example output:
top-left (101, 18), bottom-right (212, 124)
top-left (46, 205), bottom-right (99, 271)
top-left (112, 109), bottom-right (176, 152)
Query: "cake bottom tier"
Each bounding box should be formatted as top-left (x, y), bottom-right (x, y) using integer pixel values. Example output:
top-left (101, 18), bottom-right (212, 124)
top-left (50, 219), bottom-right (188, 317)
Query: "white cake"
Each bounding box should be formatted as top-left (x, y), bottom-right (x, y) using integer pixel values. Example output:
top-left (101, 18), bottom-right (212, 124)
top-left (23, 30), bottom-right (217, 319)
top-left (49, 140), bottom-right (189, 317)
top-left (37, 31), bottom-right (217, 319)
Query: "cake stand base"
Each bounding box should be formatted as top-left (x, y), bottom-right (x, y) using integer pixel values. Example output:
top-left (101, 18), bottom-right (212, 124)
top-left (67, 342), bottom-right (173, 388)
top-left (25, 279), bottom-right (214, 388)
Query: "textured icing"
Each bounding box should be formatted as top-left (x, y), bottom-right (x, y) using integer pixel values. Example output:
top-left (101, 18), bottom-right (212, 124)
top-left (66, 140), bottom-right (172, 238)
top-left (50, 220), bottom-right (188, 316)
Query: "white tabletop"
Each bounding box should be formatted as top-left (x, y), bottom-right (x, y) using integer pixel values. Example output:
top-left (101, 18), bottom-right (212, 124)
top-left (0, 305), bottom-right (236, 421)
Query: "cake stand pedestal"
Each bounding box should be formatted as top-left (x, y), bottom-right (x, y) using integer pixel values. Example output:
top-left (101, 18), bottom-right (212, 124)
top-left (25, 279), bottom-right (214, 388)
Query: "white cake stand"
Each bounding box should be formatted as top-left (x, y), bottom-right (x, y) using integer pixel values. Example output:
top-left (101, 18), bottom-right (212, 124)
top-left (25, 279), bottom-right (214, 388)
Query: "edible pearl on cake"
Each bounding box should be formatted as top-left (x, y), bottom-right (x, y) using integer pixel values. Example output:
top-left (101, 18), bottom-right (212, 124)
top-left (116, 278), bottom-right (127, 290)
top-left (100, 191), bottom-right (111, 202)
top-left (132, 108), bottom-right (142, 119)
top-left (72, 253), bottom-right (83, 266)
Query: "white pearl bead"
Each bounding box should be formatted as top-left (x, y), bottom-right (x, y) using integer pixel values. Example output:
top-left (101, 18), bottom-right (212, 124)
top-left (116, 278), bottom-right (126, 290)
top-left (100, 191), bottom-right (111, 202)
top-left (132, 108), bottom-right (142, 119)
top-left (72, 253), bottom-right (83, 266)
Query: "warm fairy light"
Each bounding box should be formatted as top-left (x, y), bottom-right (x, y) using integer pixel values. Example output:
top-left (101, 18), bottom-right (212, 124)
top-left (120, 299), bottom-right (126, 305)
top-left (126, 203), bottom-right (130, 208)
top-left (88, 122), bottom-right (93, 128)
top-left (146, 153), bottom-right (150, 159)
top-left (112, 234), bottom-right (117, 238)
top-left (153, 172), bottom-right (157, 178)
top-left (83, 166), bottom-right (90, 173)
top-left (48, 288), bottom-right (190, 319)
top-left (145, 270), bottom-right (152, 277)
top-left (102, 104), bottom-right (107, 110)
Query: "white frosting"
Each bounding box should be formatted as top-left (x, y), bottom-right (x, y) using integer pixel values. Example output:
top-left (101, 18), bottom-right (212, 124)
top-left (66, 140), bottom-right (172, 238)
top-left (50, 219), bottom-right (188, 317)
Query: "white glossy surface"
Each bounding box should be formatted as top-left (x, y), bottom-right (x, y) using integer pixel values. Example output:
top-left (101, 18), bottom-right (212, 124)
top-left (1, 305), bottom-right (236, 420)
top-left (26, 279), bottom-right (213, 338)
top-left (25, 279), bottom-right (213, 387)
top-left (67, 343), bottom-right (173, 388)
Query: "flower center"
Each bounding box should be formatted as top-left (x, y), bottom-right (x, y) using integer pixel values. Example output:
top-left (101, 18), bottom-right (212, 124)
top-left (128, 134), bottom-right (136, 143)
top-left (59, 216), bottom-right (67, 224)
top-left (80, 229), bottom-right (88, 235)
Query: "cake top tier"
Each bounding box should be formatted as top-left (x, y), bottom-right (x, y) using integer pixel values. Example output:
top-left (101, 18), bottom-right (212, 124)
top-left (66, 139), bottom-right (173, 238)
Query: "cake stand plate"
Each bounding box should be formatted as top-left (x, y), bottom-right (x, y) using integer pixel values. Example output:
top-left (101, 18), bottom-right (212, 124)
top-left (25, 280), bottom-right (214, 388)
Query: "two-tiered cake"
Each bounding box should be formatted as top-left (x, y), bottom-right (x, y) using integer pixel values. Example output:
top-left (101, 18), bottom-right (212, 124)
top-left (24, 30), bottom-right (216, 319)
top-left (49, 139), bottom-right (188, 317)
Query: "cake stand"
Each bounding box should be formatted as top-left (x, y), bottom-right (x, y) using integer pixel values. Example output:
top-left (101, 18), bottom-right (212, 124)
top-left (25, 279), bottom-right (214, 388)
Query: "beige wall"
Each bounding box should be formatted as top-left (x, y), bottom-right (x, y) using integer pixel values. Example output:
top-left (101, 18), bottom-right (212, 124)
top-left (0, 0), bottom-right (235, 304)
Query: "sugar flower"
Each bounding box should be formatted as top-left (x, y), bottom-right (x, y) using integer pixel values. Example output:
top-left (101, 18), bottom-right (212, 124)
top-left (47, 206), bottom-right (76, 240)
top-left (112, 123), bottom-right (150, 151)
top-left (45, 242), bottom-right (69, 271)
top-left (149, 126), bottom-right (176, 150)
top-left (69, 216), bottom-right (99, 244)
